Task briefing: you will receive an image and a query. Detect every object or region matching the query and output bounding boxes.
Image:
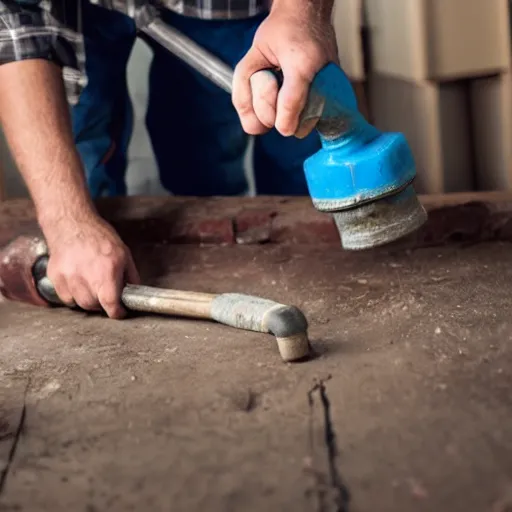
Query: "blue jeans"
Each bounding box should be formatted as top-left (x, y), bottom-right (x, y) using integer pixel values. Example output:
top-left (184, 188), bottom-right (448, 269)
top-left (72, 3), bottom-right (321, 198)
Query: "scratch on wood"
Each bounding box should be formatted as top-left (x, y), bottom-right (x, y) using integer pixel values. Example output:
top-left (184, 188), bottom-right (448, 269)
top-left (305, 375), bottom-right (351, 512)
top-left (0, 385), bottom-right (28, 495)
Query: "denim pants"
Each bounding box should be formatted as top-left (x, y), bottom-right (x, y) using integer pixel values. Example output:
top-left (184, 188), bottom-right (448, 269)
top-left (71, 3), bottom-right (321, 198)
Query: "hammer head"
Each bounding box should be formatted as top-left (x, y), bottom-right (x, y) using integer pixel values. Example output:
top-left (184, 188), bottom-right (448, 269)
top-left (0, 235), bottom-right (50, 306)
top-left (210, 294), bottom-right (311, 362)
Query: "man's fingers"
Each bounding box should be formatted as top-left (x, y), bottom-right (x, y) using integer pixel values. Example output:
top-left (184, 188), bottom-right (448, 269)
top-left (50, 275), bottom-right (75, 307)
top-left (275, 71), bottom-right (310, 136)
top-left (233, 47), bottom-right (271, 135)
top-left (250, 70), bottom-right (279, 131)
top-left (125, 251), bottom-right (141, 285)
top-left (68, 275), bottom-right (101, 311)
top-left (97, 275), bottom-right (126, 320)
top-left (47, 260), bottom-right (75, 307)
top-left (100, 249), bottom-right (139, 319)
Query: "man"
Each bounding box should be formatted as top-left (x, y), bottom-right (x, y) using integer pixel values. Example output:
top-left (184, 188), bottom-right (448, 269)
top-left (73, 2), bottom-right (325, 198)
top-left (0, 0), bottom-right (337, 319)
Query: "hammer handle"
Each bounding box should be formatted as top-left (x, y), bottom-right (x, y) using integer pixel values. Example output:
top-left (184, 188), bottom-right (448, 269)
top-left (36, 272), bottom-right (310, 361)
top-left (121, 284), bottom-right (214, 318)
top-left (38, 275), bottom-right (212, 318)
top-left (33, 256), bottom-right (306, 336)
top-left (34, 255), bottom-right (216, 318)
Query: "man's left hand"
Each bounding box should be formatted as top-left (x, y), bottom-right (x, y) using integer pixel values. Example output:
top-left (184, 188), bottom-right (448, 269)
top-left (232, 0), bottom-right (338, 138)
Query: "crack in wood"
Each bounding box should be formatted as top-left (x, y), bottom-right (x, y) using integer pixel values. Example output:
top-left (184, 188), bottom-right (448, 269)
top-left (306, 376), bottom-right (351, 512)
top-left (0, 387), bottom-right (27, 496)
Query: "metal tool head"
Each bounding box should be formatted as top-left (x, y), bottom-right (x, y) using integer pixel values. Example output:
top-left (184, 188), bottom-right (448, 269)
top-left (264, 305), bottom-right (311, 362)
top-left (305, 128), bottom-right (428, 250)
top-left (210, 294), bottom-right (311, 362)
top-left (299, 63), bottom-right (428, 250)
top-left (0, 234), bottom-right (51, 306)
top-left (332, 184), bottom-right (427, 250)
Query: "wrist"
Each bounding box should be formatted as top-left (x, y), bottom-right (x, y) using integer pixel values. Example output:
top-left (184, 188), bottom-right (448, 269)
top-left (270, 0), bottom-right (334, 20)
top-left (36, 185), bottom-right (97, 235)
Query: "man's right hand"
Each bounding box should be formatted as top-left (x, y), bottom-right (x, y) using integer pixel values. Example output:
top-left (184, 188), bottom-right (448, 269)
top-left (43, 213), bottom-right (140, 319)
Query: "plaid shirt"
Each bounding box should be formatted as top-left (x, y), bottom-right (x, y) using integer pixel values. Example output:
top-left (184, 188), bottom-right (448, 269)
top-left (0, 0), bottom-right (267, 104)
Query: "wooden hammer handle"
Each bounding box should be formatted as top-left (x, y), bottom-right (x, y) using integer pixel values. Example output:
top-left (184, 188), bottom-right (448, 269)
top-left (33, 256), bottom-right (310, 362)
top-left (35, 256), bottom-right (308, 325)
top-left (121, 284), bottom-right (214, 319)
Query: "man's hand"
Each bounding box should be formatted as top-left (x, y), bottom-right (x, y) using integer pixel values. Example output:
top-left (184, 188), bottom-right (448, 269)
top-left (0, 59), bottom-right (140, 319)
top-left (42, 212), bottom-right (140, 318)
top-left (232, 0), bottom-right (337, 138)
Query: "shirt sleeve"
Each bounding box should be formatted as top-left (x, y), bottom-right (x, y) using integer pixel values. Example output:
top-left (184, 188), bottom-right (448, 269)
top-left (0, 0), bottom-right (86, 104)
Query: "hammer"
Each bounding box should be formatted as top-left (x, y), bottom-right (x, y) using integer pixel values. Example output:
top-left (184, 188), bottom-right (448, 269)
top-left (95, 0), bottom-right (428, 250)
top-left (0, 235), bottom-right (310, 363)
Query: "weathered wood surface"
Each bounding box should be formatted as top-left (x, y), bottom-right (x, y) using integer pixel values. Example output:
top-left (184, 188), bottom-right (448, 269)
top-left (1, 194), bottom-right (512, 512)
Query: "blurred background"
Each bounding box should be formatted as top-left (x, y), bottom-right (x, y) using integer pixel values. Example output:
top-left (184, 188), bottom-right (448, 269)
top-left (1, 0), bottom-right (511, 199)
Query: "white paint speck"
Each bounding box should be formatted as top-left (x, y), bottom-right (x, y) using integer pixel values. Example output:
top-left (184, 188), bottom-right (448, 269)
top-left (35, 380), bottom-right (61, 400)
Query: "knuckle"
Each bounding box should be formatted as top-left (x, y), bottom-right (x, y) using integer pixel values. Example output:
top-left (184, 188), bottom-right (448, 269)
top-left (46, 267), bottom-right (62, 286)
top-left (81, 300), bottom-right (97, 311)
top-left (75, 295), bottom-right (97, 311)
top-left (109, 251), bottom-right (125, 269)
top-left (281, 98), bottom-right (299, 112)
top-left (290, 48), bottom-right (325, 77)
top-left (47, 258), bottom-right (65, 279)
top-left (55, 288), bottom-right (72, 304)
top-left (233, 56), bottom-right (251, 78)
top-left (99, 238), bottom-right (116, 256)
top-left (98, 287), bottom-right (119, 307)
top-left (233, 98), bottom-right (253, 115)
top-left (61, 265), bottom-right (79, 280)
top-left (101, 252), bottom-right (124, 276)
top-left (233, 62), bottom-right (243, 79)
top-left (255, 87), bottom-right (278, 107)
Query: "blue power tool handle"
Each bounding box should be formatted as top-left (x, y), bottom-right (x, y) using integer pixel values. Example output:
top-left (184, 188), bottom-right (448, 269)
top-left (258, 65), bottom-right (360, 139)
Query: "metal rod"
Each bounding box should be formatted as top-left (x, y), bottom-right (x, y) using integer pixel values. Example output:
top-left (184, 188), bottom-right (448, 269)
top-left (142, 19), bottom-right (234, 93)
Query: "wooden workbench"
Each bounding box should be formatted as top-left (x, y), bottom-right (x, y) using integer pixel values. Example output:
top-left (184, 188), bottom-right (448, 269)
top-left (2, 193), bottom-right (512, 512)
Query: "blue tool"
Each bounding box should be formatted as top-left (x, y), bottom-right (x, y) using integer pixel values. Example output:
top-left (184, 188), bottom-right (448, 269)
top-left (301, 63), bottom-right (427, 249)
top-left (106, 1), bottom-right (427, 249)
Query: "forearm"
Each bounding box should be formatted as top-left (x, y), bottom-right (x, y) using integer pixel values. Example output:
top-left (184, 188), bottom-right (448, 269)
top-left (0, 60), bottom-right (95, 231)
